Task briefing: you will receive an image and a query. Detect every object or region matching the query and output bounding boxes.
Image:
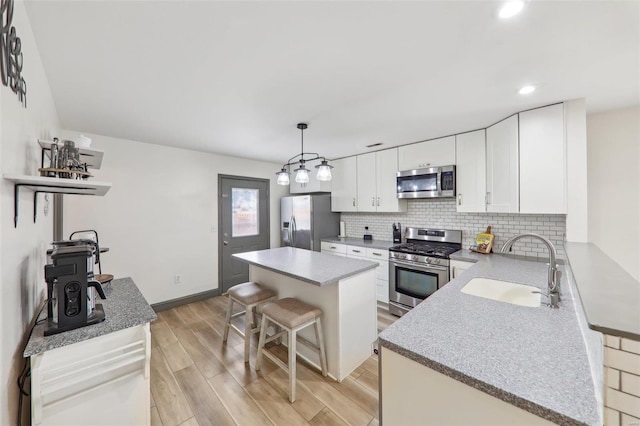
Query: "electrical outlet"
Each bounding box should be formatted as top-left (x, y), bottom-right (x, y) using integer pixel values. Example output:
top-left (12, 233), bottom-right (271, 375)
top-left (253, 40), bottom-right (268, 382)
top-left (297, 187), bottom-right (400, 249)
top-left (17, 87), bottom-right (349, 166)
top-left (174, 275), bottom-right (181, 285)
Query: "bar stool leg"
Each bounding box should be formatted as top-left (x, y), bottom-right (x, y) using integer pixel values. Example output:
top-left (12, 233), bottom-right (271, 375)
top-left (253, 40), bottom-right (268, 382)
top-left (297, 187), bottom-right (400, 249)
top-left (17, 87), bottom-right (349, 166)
top-left (223, 296), bottom-right (233, 342)
top-left (243, 303), bottom-right (254, 362)
top-left (314, 318), bottom-right (328, 377)
top-left (255, 314), bottom-right (269, 371)
top-left (288, 328), bottom-right (297, 403)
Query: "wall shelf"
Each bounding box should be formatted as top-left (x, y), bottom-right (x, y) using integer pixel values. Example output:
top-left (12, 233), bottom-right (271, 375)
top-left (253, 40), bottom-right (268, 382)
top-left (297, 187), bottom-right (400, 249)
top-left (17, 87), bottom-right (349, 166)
top-left (38, 139), bottom-right (104, 170)
top-left (3, 174), bottom-right (112, 227)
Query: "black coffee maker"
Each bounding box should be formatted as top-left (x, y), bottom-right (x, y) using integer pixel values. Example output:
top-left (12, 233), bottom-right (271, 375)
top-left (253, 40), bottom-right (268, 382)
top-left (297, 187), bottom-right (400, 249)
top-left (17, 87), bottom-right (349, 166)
top-left (44, 244), bottom-right (106, 336)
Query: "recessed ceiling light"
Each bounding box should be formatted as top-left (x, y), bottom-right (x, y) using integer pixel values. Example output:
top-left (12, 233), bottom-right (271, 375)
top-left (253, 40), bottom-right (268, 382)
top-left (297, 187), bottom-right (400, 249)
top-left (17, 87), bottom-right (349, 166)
top-left (518, 85), bottom-right (536, 95)
top-left (499, 1), bottom-right (524, 19)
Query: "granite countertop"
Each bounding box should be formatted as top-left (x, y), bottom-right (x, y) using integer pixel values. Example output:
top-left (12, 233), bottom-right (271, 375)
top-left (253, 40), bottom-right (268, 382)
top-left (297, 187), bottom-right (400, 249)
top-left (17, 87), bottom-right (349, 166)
top-left (565, 242), bottom-right (640, 340)
top-left (24, 277), bottom-right (157, 357)
top-left (378, 254), bottom-right (600, 425)
top-left (233, 247), bottom-right (378, 286)
top-left (321, 237), bottom-right (396, 250)
top-left (450, 249), bottom-right (485, 263)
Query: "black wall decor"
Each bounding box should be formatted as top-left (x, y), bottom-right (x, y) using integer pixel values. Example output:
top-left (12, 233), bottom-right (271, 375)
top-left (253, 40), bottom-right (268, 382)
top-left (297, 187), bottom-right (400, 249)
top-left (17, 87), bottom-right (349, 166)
top-left (1, 0), bottom-right (26, 107)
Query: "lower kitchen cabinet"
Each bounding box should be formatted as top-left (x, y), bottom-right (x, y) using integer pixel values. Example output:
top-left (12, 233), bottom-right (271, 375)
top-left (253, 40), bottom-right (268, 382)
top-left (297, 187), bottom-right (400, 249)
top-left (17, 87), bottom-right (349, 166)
top-left (450, 259), bottom-right (475, 280)
top-left (322, 242), bottom-right (389, 303)
top-left (320, 241), bottom-right (347, 256)
top-left (381, 348), bottom-right (552, 425)
top-left (30, 324), bottom-right (151, 426)
top-left (367, 248), bottom-right (389, 304)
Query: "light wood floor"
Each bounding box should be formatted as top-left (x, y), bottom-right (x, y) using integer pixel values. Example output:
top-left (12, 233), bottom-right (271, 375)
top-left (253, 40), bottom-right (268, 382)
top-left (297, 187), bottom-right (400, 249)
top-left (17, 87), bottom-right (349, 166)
top-left (149, 296), bottom-right (398, 426)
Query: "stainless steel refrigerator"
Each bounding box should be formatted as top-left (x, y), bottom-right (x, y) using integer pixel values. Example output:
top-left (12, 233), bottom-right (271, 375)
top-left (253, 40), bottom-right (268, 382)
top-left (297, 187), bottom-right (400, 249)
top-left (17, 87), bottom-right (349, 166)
top-left (281, 194), bottom-right (339, 251)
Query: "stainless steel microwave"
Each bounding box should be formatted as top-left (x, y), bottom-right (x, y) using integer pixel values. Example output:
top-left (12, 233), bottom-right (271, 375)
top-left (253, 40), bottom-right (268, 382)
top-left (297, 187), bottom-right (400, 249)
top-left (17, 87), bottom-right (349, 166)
top-left (396, 165), bottom-right (456, 199)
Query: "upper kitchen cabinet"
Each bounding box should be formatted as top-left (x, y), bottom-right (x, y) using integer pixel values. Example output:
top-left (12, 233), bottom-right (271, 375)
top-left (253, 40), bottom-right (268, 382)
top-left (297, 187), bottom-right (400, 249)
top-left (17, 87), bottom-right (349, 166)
top-left (519, 104), bottom-right (566, 214)
top-left (455, 130), bottom-right (486, 213)
top-left (331, 156), bottom-right (358, 212)
top-left (486, 115), bottom-right (519, 213)
top-left (357, 149), bottom-right (407, 213)
top-left (398, 136), bottom-right (455, 171)
top-left (357, 152), bottom-right (377, 212)
top-left (290, 158), bottom-right (332, 194)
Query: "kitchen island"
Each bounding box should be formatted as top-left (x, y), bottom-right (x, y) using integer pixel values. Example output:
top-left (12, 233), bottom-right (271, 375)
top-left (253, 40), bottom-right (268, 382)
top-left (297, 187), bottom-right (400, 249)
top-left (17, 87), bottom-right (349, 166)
top-left (233, 247), bottom-right (378, 381)
top-left (379, 254), bottom-right (601, 425)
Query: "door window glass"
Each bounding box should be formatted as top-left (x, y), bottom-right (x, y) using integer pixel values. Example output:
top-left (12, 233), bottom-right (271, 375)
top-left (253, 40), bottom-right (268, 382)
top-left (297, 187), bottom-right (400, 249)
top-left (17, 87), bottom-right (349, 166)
top-left (232, 188), bottom-right (259, 237)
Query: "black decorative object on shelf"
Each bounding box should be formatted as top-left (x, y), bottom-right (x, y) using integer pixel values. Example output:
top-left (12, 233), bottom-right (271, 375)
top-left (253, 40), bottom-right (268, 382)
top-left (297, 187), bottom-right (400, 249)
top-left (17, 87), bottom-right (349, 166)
top-left (1, 0), bottom-right (27, 107)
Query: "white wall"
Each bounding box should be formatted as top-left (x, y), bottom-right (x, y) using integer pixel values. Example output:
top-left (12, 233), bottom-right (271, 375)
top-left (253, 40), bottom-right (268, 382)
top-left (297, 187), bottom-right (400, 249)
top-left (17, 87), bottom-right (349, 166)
top-left (565, 99), bottom-right (589, 242)
top-left (0, 1), bottom-right (61, 424)
top-left (587, 106), bottom-right (640, 280)
top-left (61, 132), bottom-right (289, 304)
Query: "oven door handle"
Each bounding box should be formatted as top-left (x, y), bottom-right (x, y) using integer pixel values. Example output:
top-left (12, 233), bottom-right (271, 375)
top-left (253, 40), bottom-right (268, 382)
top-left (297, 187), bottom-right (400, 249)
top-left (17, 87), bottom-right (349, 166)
top-left (390, 259), bottom-right (448, 272)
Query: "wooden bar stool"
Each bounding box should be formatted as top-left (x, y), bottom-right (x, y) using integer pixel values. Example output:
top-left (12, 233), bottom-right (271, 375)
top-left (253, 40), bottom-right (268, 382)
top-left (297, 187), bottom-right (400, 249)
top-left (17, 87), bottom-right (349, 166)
top-left (255, 297), bottom-right (328, 403)
top-left (223, 282), bottom-right (277, 362)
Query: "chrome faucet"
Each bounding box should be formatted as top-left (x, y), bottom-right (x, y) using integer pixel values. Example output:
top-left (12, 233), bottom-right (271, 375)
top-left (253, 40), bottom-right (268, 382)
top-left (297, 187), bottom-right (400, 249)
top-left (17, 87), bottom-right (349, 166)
top-left (500, 233), bottom-right (560, 308)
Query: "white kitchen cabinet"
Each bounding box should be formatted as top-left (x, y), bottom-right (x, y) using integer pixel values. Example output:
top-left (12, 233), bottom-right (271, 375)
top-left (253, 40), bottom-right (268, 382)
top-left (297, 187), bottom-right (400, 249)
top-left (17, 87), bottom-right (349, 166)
top-left (329, 243), bottom-right (389, 304)
top-left (356, 149), bottom-right (407, 213)
top-left (349, 247), bottom-right (389, 304)
top-left (455, 130), bottom-right (487, 213)
top-left (382, 348), bottom-right (553, 425)
top-left (30, 324), bottom-right (151, 426)
top-left (486, 115), bottom-right (519, 213)
top-left (331, 156), bottom-right (358, 212)
top-left (450, 259), bottom-right (475, 280)
top-left (356, 153), bottom-right (378, 212)
top-left (289, 158), bottom-right (332, 194)
top-left (376, 149), bottom-right (403, 212)
top-left (367, 248), bottom-right (390, 304)
top-left (398, 136), bottom-right (455, 171)
top-left (519, 104), bottom-right (566, 214)
top-left (320, 241), bottom-right (347, 256)
top-left (346, 245), bottom-right (367, 257)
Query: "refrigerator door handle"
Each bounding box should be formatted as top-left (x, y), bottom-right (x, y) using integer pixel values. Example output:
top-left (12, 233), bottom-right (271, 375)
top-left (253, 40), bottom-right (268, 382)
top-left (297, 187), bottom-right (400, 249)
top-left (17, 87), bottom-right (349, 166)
top-left (291, 215), bottom-right (296, 247)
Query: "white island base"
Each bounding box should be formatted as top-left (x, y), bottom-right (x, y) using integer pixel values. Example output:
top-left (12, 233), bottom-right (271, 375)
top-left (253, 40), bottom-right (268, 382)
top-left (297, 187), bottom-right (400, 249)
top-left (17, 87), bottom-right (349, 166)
top-left (249, 265), bottom-right (377, 382)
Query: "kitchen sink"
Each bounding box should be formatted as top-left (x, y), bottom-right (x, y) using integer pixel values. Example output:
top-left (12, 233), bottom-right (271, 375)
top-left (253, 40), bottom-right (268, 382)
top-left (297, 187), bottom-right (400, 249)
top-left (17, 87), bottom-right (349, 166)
top-left (461, 278), bottom-right (541, 307)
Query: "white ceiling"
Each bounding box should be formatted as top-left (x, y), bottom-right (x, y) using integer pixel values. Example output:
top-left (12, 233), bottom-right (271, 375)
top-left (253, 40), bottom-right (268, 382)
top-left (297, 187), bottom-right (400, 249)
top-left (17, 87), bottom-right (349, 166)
top-left (25, 1), bottom-right (640, 165)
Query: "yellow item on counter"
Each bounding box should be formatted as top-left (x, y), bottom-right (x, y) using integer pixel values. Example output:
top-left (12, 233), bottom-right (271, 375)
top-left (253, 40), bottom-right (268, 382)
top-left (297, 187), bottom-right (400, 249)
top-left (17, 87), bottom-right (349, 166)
top-left (470, 226), bottom-right (494, 254)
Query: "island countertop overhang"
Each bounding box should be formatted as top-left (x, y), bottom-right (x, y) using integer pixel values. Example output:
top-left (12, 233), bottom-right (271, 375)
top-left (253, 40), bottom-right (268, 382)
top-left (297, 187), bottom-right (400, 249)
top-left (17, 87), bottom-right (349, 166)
top-left (233, 247), bottom-right (378, 286)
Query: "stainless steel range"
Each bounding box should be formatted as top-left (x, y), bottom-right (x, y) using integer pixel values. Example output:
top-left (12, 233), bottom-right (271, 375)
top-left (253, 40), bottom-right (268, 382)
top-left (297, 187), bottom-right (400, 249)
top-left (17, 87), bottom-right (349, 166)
top-left (388, 227), bottom-right (462, 317)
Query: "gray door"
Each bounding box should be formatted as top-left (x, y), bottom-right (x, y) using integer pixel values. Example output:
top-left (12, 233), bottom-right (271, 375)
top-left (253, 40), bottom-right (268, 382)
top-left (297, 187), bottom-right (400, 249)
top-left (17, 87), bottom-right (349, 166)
top-left (219, 175), bottom-right (270, 294)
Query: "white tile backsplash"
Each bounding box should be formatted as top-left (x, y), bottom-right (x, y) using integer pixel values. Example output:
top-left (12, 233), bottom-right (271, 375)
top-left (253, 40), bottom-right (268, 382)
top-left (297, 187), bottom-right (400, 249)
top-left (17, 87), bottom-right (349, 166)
top-left (340, 199), bottom-right (566, 258)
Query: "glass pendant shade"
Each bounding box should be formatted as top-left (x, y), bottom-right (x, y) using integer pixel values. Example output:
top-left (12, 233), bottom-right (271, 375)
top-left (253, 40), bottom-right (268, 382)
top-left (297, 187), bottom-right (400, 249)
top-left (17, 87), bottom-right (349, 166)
top-left (276, 168), bottom-right (290, 185)
top-left (315, 160), bottom-right (333, 181)
top-left (276, 123), bottom-right (332, 185)
top-left (294, 165), bottom-right (310, 184)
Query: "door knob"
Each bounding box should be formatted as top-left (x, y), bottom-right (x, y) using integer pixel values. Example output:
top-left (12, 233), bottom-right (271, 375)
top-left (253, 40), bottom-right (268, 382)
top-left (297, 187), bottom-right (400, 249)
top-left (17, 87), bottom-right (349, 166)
top-left (223, 241), bottom-right (229, 245)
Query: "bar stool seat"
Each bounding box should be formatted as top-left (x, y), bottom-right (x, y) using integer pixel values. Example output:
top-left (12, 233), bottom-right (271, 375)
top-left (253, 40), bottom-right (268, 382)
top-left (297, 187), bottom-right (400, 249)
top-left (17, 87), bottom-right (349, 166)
top-left (256, 297), bottom-right (327, 403)
top-left (223, 282), bottom-right (277, 362)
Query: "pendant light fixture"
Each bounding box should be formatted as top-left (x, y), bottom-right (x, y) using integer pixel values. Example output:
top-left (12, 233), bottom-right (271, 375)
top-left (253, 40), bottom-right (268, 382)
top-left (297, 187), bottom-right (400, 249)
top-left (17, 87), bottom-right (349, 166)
top-left (276, 123), bottom-right (333, 185)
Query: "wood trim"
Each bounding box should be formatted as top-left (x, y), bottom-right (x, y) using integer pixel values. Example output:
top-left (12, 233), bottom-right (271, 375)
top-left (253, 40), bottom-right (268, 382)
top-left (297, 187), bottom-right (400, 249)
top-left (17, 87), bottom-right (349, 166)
top-left (151, 289), bottom-right (221, 312)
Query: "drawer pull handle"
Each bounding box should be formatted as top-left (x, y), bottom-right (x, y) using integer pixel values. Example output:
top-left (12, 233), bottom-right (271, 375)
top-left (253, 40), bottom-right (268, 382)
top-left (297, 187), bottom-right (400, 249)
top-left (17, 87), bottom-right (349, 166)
top-left (373, 253), bottom-right (382, 256)
top-left (352, 250), bottom-right (361, 253)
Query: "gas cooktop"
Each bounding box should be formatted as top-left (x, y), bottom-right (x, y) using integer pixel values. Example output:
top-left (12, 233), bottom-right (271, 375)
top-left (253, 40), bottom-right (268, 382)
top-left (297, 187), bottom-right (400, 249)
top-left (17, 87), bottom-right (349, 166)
top-left (389, 227), bottom-right (463, 260)
top-left (389, 242), bottom-right (460, 259)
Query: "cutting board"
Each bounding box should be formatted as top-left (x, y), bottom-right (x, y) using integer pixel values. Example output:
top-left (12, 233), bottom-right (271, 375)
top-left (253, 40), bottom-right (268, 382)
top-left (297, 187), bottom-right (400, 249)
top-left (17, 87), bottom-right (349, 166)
top-left (470, 226), bottom-right (494, 254)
